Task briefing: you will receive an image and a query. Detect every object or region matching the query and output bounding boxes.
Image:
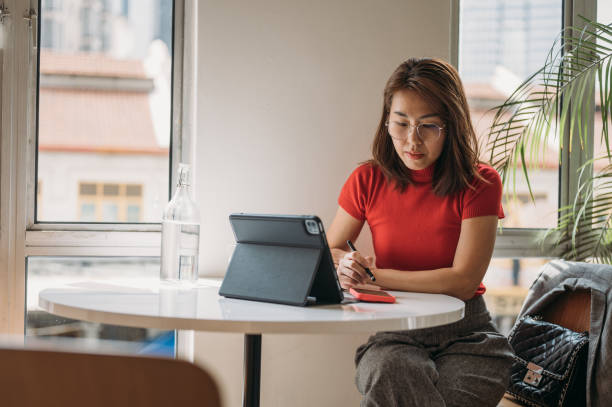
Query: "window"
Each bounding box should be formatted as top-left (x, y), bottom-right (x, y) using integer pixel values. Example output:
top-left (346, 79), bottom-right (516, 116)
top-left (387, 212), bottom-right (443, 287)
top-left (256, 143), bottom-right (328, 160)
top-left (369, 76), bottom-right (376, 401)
top-left (459, 0), bottom-right (563, 229)
top-left (0, 0), bottom-right (197, 336)
top-left (37, 0), bottom-right (172, 223)
top-left (457, 0), bottom-right (608, 329)
top-left (482, 257), bottom-right (554, 333)
top-left (26, 256), bottom-right (173, 356)
top-left (458, 0), bottom-right (584, 327)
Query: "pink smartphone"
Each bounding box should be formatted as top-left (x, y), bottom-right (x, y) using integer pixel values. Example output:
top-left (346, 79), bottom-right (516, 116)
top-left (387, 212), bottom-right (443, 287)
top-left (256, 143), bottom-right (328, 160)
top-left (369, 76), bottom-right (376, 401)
top-left (349, 287), bottom-right (396, 303)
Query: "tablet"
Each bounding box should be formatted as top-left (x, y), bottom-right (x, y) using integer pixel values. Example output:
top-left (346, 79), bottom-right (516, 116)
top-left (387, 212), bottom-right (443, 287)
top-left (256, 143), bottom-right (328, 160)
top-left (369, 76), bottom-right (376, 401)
top-left (219, 213), bottom-right (345, 306)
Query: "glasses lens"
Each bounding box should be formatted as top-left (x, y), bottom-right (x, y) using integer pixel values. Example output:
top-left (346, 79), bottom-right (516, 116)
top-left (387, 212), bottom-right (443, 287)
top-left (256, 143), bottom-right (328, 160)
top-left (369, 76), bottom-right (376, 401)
top-left (387, 122), bottom-right (404, 139)
top-left (417, 124), bottom-right (440, 141)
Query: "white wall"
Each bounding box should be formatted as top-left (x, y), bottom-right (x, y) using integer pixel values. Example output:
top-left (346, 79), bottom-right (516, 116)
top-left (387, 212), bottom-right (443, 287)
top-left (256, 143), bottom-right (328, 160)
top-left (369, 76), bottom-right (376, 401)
top-left (194, 1), bottom-right (452, 405)
top-left (196, 0), bottom-right (452, 275)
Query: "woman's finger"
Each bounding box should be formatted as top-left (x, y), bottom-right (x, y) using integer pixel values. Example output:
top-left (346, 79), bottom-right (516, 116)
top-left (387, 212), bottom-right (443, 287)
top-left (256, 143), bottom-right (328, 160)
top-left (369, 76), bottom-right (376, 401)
top-left (339, 264), bottom-right (363, 284)
top-left (339, 258), bottom-right (368, 283)
top-left (339, 274), bottom-right (358, 289)
top-left (346, 251), bottom-right (373, 273)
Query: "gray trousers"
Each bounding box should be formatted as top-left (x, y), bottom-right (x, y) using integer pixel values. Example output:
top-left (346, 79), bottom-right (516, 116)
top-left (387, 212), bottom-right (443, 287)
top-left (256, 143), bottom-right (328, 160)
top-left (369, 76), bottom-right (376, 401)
top-left (355, 296), bottom-right (514, 407)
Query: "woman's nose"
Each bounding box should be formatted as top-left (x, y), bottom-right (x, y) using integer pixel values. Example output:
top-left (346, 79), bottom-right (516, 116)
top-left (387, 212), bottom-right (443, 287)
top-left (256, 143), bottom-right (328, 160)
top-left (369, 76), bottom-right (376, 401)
top-left (406, 126), bottom-right (422, 144)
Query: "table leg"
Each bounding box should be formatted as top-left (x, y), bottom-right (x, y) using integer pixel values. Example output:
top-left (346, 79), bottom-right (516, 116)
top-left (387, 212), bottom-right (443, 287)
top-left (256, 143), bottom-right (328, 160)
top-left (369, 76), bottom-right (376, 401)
top-left (243, 334), bottom-right (262, 407)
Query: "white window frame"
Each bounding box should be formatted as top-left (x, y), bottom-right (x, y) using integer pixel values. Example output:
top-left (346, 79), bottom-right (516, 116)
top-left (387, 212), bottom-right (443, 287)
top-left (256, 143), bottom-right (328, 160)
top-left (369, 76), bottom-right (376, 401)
top-left (452, 0), bottom-right (598, 259)
top-left (0, 0), bottom-right (198, 334)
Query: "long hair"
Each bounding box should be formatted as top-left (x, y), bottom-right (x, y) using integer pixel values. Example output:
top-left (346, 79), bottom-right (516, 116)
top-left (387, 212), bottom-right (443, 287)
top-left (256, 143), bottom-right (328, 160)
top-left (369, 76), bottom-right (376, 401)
top-left (370, 58), bottom-right (483, 195)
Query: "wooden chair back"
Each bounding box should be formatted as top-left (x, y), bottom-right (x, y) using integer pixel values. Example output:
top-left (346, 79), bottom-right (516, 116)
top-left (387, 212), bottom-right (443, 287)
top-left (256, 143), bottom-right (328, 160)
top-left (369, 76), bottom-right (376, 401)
top-left (0, 348), bottom-right (221, 407)
top-left (540, 289), bottom-right (591, 333)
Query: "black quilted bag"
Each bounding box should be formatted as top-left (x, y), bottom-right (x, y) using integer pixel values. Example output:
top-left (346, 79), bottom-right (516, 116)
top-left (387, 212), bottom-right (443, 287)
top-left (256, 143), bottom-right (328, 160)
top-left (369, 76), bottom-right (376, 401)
top-left (507, 315), bottom-right (589, 407)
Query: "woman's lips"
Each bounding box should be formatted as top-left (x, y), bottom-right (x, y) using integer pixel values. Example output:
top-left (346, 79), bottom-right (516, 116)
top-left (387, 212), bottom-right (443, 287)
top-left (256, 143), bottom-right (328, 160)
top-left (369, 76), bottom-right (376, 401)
top-left (405, 152), bottom-right (425, 160)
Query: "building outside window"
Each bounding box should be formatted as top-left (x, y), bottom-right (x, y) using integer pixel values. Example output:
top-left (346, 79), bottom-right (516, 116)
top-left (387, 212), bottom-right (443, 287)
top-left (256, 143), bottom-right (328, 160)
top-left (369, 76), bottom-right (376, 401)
top-left (78, 182), bottom-right (143, 222)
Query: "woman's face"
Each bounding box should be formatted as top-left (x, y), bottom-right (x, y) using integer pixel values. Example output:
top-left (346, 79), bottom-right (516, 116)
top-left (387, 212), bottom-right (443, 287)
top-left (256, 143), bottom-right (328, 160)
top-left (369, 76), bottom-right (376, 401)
top-left (387, 89), bottom-right (446, 171)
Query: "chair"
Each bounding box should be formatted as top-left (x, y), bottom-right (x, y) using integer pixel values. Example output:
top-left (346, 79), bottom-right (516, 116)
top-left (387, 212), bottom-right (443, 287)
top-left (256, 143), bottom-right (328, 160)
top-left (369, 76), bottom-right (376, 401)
top-left (0, 347), bottom-right (221, 407)
top-left (498, 289), bottom-right (591, 406)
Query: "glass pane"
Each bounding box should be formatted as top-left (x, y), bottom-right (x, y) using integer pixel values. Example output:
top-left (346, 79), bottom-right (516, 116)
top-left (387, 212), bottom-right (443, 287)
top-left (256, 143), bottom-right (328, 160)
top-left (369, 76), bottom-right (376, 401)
top-left (80, 203), bottom-right (96, 221)
top-left (36, 0), bottom-right (173, 223)
top-left (26, 257), bottom-right (174, 357)
top-left (459, 0), bottom-right (562, 229)
top-left (127, 204), bottom-right (141, 222)
top-left (483, 257), bottom-right (551, 334)
top-left (102, 202), bottom-right (119, 221)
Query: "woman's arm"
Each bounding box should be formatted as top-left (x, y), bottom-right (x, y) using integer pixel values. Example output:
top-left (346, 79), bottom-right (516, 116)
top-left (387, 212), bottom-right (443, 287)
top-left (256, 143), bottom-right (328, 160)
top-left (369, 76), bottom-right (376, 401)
top-left (326, 207), bottom-right (373, 287)
top-left (373, 215), bottom-right (498, 301)
top-left (327, 207), bottom-right (364, 260)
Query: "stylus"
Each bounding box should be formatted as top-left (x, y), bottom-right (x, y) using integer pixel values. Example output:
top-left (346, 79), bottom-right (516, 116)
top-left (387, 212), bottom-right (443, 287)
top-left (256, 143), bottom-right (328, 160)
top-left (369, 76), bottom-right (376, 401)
top-left (346, 240), bottom-right (376, 282)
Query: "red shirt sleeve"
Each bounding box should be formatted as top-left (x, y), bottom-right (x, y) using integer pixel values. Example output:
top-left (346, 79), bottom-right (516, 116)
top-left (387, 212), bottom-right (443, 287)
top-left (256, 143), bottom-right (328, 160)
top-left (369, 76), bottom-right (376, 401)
top-left (338, 165), bottom-right (372, 221)
top-left (462, 165), bottom-right (505, 220)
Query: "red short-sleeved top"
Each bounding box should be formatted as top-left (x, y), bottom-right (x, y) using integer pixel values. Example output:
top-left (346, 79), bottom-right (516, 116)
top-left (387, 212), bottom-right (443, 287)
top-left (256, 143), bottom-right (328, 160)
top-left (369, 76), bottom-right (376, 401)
top-left (338, 163), bottom-right (504, 296)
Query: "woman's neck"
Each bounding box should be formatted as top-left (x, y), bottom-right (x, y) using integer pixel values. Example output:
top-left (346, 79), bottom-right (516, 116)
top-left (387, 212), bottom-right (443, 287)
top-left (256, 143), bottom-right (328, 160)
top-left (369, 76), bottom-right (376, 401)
top-left (410, 164), bottom-right (435, 183)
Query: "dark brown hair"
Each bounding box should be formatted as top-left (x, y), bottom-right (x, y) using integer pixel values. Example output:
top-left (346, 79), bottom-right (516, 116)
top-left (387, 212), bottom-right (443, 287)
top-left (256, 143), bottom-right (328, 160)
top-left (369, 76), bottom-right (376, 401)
top-left (370, 57), bottom-right (483, 196)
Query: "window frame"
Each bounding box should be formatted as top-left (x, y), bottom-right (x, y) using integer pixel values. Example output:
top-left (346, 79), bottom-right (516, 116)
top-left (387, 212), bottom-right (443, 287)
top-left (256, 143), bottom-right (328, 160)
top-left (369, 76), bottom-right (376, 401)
top-left (0, 0), bottom-right (198, 334)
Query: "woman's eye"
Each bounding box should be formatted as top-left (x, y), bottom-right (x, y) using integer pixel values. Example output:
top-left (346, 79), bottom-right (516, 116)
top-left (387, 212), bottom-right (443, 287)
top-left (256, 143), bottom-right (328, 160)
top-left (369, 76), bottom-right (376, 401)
top-left (421, 123), bottom-right (438, 129)
top-left (394, 122), bottom-right (409, 127)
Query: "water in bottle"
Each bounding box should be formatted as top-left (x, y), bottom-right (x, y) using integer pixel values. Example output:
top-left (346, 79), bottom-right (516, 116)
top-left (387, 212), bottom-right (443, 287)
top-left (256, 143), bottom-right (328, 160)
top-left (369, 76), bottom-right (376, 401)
top-left (160, 163), bottom-right (200, 285)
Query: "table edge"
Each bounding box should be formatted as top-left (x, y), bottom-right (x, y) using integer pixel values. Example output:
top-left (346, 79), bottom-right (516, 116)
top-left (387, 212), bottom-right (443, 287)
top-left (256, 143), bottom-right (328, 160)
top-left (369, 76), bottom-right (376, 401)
top-left (39, 295), bottom-right (465, 334)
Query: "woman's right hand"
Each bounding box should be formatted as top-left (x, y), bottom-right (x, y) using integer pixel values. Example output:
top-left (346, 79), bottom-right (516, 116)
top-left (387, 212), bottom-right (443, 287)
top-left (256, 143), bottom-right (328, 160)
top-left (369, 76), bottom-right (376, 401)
top-left (326, 206), bottom-right (370, 289)
top-left (336, 250), bottom-right (375, 289)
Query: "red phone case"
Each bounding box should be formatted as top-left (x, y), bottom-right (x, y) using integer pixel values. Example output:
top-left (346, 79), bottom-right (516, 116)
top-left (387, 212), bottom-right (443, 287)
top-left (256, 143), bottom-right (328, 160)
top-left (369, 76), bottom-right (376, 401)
top-left (349, 288), bottom-right (396, 303)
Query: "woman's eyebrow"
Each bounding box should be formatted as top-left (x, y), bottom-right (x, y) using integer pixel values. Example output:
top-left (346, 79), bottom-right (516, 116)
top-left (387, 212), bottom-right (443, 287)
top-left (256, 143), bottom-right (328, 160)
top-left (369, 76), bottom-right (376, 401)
top-left (392, 111), bottom-right (440, 120)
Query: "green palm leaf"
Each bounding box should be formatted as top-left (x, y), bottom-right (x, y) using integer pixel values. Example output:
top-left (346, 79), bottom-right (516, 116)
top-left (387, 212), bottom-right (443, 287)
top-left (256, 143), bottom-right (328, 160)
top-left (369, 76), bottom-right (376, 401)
top-left (487, 17), bottom-right (612, 262)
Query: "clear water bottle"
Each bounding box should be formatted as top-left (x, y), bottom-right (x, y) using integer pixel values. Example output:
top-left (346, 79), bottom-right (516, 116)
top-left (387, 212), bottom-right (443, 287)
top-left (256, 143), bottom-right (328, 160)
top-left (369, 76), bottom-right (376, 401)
top-left (160, 163), bottom-right (200, 284)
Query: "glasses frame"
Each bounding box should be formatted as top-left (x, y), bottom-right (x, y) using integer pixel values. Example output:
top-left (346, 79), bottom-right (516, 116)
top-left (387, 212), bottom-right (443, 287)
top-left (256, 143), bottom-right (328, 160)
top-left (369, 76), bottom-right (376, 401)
top-left (385, 121), bottom-right (445, 143)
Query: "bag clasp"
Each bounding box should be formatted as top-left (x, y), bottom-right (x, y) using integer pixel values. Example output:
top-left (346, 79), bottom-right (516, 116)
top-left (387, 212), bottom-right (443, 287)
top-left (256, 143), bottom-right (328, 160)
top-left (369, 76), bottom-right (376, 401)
top-left (523, 362), bottom-right (543, 386)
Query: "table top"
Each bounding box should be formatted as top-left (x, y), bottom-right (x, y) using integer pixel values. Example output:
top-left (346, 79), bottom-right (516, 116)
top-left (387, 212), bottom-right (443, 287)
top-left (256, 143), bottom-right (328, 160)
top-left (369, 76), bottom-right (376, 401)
top-left (39, 279), bottom-right (465, 334)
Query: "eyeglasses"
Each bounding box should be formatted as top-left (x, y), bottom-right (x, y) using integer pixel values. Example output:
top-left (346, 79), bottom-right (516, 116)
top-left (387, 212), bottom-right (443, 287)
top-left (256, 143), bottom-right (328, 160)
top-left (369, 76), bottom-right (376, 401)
top-left (385, 121), bottom-right (445, 143)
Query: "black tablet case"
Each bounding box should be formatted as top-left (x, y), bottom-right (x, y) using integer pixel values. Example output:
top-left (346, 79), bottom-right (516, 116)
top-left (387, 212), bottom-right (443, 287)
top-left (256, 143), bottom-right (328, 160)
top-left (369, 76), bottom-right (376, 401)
top-left (219, 214), bottom-right (344, 306)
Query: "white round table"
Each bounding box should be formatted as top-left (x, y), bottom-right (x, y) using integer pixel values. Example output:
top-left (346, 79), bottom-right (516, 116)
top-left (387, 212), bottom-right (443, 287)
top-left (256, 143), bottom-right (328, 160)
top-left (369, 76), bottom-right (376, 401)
top-left (39, 280), bottom-right (465, 407)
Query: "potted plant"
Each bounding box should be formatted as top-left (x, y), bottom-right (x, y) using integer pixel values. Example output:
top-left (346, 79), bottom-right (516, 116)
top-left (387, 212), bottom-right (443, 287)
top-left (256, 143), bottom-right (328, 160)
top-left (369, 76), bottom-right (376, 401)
top-left (487, 18), bottom-right (612, 261)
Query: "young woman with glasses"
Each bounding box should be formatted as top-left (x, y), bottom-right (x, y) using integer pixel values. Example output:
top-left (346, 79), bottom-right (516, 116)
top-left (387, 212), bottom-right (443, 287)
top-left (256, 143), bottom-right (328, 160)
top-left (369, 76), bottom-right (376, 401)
top-left (327, 58), bottom-right (514, 406)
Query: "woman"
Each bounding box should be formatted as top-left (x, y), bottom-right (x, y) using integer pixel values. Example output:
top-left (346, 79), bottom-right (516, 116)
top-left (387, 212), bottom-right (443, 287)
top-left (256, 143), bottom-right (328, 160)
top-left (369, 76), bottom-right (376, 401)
top-left (327, 58), bottom-right (514, 406)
